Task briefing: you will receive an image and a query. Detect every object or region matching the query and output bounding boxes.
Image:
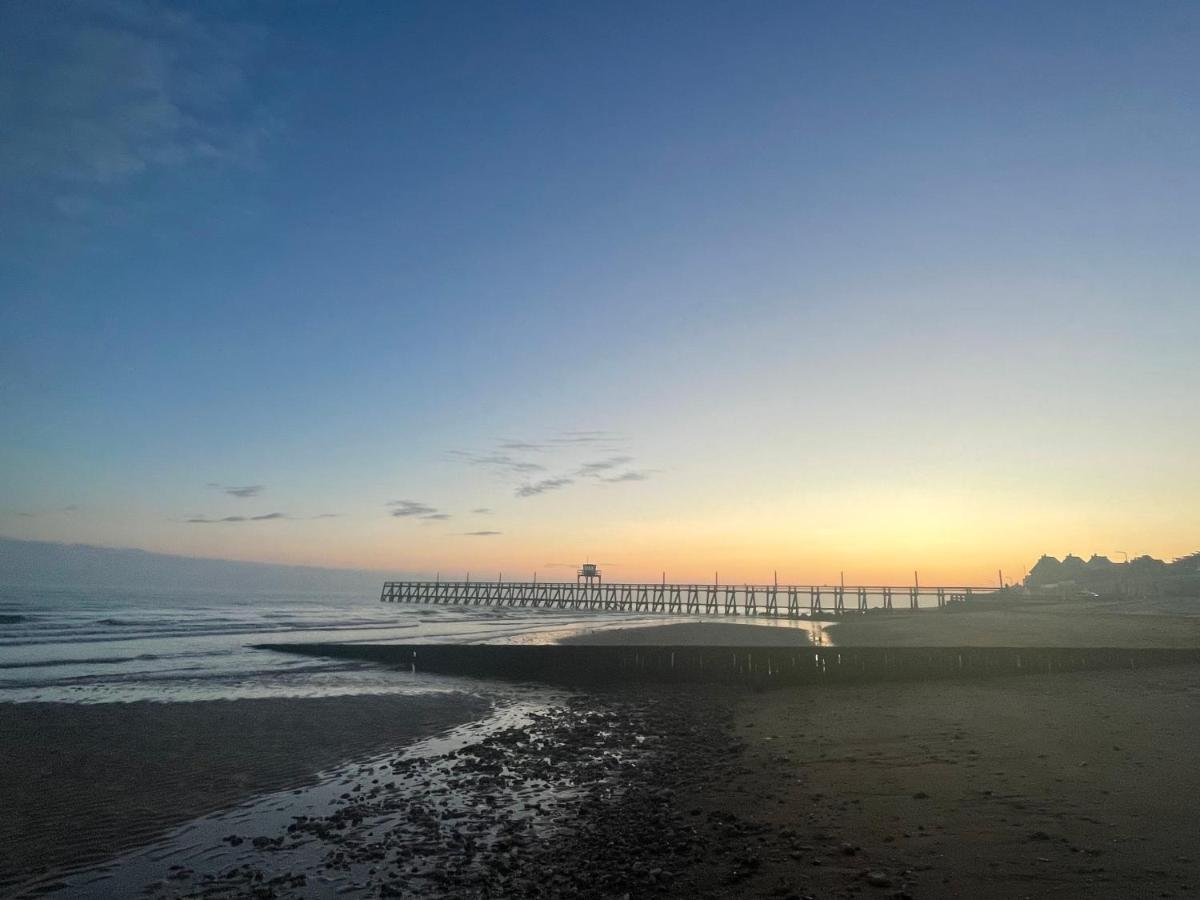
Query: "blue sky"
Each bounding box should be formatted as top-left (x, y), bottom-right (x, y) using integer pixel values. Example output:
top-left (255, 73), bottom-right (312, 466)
top-left (2, 1), bottom-right (1197, 582)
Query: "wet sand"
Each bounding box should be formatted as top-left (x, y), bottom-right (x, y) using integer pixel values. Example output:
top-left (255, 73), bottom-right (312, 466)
top-left (91, 665), bottom-right (1200, 899)
top-left (8, 619), bottom-right (1200, 898)
top-left (828, 598), bottom-right (1200, 647)
top-left (565, 600), bottom-right (1200, 650)
top-left (0, 692), bottom-right (489, 895)
top-left (671, 664), bottom-right (1200, 899)
top-left (560, 621), bottom-right (814, 645)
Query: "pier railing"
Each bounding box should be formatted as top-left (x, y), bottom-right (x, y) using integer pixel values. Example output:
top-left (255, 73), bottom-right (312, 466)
top-left (380, 580), bottom-right (1004, 617)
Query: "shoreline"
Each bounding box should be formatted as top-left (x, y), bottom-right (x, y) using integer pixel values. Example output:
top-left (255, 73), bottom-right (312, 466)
top-left (0, 691), bottom-right (490, 894)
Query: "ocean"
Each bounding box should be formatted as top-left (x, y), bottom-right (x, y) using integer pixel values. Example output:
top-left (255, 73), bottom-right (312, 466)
top-left (0, 584), bottom-right (667, 704)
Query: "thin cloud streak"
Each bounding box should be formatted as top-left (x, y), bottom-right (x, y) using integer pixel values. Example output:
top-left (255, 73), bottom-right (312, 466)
top-left (388, 500), bottom-right (438, 517)
top-left (227, 486), bottom-right (264, 499)
top-left (515, 477), bottom-right (573, 498)
top-left (547, 430), bottom-right (625, 445)
top-left (208, 483), bottom-right (264, 499)
top-left (186, 512), bottom-right (287, 523)
top-left (497, 440), bottom-right (544, 452)
top-left (446, 450), bottom-right (545, 473)
top-left (577, 456), bottom-right (634, 477)
top-left (600, 470), bottom-right (652, 483)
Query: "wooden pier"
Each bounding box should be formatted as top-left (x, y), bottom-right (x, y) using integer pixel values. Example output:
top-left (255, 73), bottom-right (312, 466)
top-left (380, 579), bottom-right (1004, 618)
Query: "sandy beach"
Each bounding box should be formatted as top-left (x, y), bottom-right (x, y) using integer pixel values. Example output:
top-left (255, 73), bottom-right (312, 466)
top-left (828, 596), bottom-right (1200, 648)
top-left (5, 614), bottom-right (1200, 898)
top-left (674, 664), bottom-right (1200, 899)
top-left (561, 598), bottom-right (1200, 650)
top-left (84, 660), bottom-right (1196, 900)
top-left (560, 621), bottom-right (814, 646)
top-left (0, 692), bottom-right (489, 895)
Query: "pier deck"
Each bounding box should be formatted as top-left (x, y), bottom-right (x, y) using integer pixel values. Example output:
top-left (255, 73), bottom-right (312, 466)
top-left (380, 579), bottom-right (1003, 617)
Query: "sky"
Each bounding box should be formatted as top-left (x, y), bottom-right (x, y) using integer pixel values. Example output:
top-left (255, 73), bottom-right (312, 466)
top-left (1, 0), bottom-right (1197, 585)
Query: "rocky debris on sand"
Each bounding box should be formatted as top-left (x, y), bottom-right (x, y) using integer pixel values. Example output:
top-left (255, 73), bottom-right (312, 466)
top-left (140, 691), bottom-right (738, 899)
top-left (137, 688), bottom-right (911, 900)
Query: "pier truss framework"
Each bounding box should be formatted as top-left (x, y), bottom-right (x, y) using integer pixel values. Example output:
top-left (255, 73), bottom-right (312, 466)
top-left (380, 580), bottom-right (1000, 617)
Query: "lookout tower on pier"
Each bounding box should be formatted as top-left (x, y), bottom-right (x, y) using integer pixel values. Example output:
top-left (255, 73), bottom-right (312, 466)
top-left (577, 563), bottom-right (601, 586)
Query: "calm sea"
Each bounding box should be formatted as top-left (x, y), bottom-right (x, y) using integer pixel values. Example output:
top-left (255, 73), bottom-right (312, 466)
top-left (0, 585), bottom-right (662, 704)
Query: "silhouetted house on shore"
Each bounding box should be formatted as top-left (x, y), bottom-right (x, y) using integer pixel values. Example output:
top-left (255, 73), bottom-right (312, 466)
top-left (1027, 555), bottom-right (1063, 587)
top-left (1025, 552), bottom-right (1200, 601)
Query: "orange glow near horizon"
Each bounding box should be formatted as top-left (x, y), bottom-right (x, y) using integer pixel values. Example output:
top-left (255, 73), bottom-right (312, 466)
top-left (13, 507), bottom-right (1194, 589)
top-left (5, 433), bottom-right (1196, 588)
top-left (188, 517), bottom-right (1194, 588)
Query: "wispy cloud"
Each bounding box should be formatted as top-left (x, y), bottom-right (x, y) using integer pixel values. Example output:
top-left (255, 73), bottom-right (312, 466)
top-left (207, 483), bottom-right (263, 499)
top-left (388, 501), bottom-right (453, 521)
top-left (452, 431), bottom-right (647, 501)
top-left (312, 513), bottom-right (341, 519)
top-left (186, 512), bottom-right (287, 524)
top-left (10, 506), bottom-right (88, 518)
top-left (600, 470), bottom-right (652, 483)
top-left (471, 507), bottom-right (493, 514)
top-left (576, 456), bottom-right (634, 477)
top-left (459, 530), bottom-right (502, 537)
top-left (387, 500), bottom-right (438, 518)
top-left (516, 477), bottom-right (574, 498)
top-left (548, 430), bottom-right (625, 445)
top-left (446, 451), bottom-right (545, 473)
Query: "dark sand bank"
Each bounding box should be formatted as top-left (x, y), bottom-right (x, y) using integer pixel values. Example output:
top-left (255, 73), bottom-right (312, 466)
top-left (559, 621), bottom-right (813, 646)
top-left (674, 664), bottom-right (1200, 899)
top-left (0, 692), bottom-right (489, 894)
top-left (828, 600), bottom-right (1200, 648)
top-left (268, 641), bottom-right (1199, 689)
